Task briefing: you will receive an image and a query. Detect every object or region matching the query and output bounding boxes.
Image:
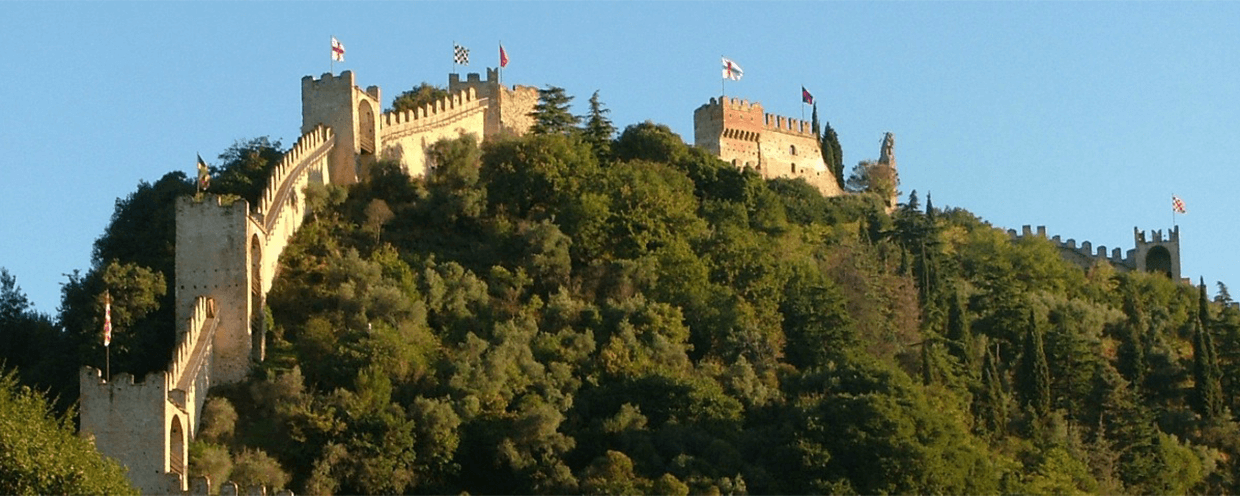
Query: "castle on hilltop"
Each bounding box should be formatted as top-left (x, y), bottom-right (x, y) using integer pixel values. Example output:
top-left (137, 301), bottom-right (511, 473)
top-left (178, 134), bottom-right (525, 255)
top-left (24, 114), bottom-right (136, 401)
top-left (1010, 225), bottom-right (1182, 281)
top-left (78, 65), bottom-right (911, 494)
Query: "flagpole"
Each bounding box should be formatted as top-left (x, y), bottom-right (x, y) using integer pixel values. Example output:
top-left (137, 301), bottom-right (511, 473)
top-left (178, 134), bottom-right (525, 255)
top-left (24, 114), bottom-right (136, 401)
top-left (801, 83), bottom-right (806, 122)
top-left (499, 41), bottom-right (503, 86)
top-left (721, 55), bottom-right (726, 97)
top-left (330, 35), bottom-right (334, 75)
top-left (452, 41), bottom-right (456, 75)
top-left (104, 290), bottom-right (110, 382)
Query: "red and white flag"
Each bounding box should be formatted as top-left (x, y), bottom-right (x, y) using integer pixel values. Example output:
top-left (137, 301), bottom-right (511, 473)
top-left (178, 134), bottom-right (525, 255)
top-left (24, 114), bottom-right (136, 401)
top-left (103, 292), bottom-right (112, 347)
top-left (499, 44), bottom-right (509, 68)
top-left (331, 37), bottom-right (345, 62)
top-left (1172, 195), bottom-right (1187, 214)
top-left (722, 57), bottom-right (743, 81)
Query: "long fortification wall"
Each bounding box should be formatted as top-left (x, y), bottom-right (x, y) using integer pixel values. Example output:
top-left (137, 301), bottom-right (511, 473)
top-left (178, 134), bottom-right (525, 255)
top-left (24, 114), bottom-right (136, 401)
top-left (167, 296), bottom-right (218, 437)
top-left (1007, 225), bottom-right (1137, 272)
top-left (256, 126), bottom-right (333, 295)
top-left (379, 88), bottom-right (487, 177)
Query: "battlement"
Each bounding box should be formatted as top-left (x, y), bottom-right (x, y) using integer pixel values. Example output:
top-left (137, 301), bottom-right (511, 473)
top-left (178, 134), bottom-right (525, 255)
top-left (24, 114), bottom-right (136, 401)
top-left (1007, 224), bottom-right (1148, 271)
top-left (1137, 225), bottom-right (1179, 244)
top-left (257, 126), bottom-right (333, 220)
top-left (380, 87), bottom-right (481, 129)
top-left (763, 113), bottom-right (814, 137)
top-left (301, 71), bottom-right (380, 101)
top-left (448, 67), bottom-right (501, 86)
top-left (167, 297), bottom-right (215, 390)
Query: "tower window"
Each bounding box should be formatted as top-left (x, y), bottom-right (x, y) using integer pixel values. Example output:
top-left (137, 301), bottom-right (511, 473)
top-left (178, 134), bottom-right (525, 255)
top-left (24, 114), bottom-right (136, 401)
top-left (790, 145), bottom-right (797, 156)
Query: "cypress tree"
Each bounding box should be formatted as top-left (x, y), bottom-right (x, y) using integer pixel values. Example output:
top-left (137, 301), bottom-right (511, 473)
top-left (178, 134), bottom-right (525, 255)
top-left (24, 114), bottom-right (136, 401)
top-left (1017, 311), bottom-right (1051, 416)
top-left (1117, 290), bottom-right (1148, 387)
top-left (975, 344), bottom-right (1007, 437)
top-left (811, 103), bottom-right (821, 137)
top-left (1193, 280), bottom-right (1224, 418)
top-left (945, 290), bottom-right (975, 372)
top-left (821, 121), bottom-right (843, 189)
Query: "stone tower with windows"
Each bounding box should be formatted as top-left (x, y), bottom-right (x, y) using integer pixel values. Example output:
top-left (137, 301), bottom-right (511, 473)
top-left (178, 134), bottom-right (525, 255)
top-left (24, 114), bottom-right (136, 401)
top-left (693, 96), bottom-right (844, 197)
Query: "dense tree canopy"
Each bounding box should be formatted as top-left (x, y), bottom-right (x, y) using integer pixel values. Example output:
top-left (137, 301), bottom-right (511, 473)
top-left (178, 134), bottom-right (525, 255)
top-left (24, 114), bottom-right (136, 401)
top-left (0, 368), bottom-right (136, 495)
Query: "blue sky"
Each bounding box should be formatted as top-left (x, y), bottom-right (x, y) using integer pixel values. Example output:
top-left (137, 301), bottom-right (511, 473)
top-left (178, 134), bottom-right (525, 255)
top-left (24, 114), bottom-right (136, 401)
top-left (3, 2), bottom-right (1239, 312)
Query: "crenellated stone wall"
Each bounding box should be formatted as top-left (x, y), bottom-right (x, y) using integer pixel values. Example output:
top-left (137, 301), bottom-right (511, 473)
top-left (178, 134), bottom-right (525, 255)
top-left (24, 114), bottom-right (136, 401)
top-left (379, 88), bottom-right (488, 177)
top-left (1008, 224), bottom-right (1183, 281)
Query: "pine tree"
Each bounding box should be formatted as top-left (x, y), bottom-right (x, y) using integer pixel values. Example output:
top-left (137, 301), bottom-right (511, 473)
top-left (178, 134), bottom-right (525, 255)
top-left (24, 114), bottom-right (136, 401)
top-left (1017, 311), bottom-right (1051, 416)
top-left (529, 85), bottom-right (578, 135)
top-left (581, 90), bottom-right (616, 162)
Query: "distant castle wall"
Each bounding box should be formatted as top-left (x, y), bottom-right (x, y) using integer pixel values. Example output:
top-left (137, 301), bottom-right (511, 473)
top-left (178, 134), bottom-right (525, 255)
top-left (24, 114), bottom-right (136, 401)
top-left (1007, 224), bottom-right (1182, 280)
top-left (693, 97), bottom-right (844, 197)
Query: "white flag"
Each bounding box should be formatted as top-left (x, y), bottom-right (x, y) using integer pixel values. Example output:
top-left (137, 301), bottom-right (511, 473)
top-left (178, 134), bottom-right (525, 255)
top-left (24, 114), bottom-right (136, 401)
top-left (722, 57), bottom-right (743, 81)
top-left (331, 37), bottom-right (346, 62)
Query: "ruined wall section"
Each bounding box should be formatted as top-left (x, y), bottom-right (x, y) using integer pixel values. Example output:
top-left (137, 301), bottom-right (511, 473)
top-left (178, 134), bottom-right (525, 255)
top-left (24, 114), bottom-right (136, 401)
top-left (175, 196), bottom-right (254, 385)
top-left (301, 71), bottom-right (380, 185)
top-left (379, 88), bottom-right (487, 177)
top-left (448, 68), bottom-right (538, 138)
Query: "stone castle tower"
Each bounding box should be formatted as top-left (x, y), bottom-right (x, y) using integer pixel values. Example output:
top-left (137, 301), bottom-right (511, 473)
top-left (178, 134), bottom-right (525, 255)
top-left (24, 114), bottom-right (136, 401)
top-left (693, 96), bottom-right (845, 198)
top-left (1134, 226), bottom-right (1181, 280)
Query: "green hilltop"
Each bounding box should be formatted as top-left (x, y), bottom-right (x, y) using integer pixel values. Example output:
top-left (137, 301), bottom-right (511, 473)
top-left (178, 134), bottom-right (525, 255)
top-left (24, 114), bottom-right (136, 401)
top-left (3, 88), bottom-right (1240, 495)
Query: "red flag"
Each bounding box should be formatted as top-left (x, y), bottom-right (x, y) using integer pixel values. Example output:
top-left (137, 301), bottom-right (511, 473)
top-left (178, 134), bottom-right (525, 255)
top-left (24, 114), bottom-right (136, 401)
top-left (1172, 195), bottom-right (1187, 214)
top-left (802, 86), bottom-right (814, 105)
top-left (103, 292), bottom-right (112, 347)
top-left (500, 44), bottom-right (509, 68)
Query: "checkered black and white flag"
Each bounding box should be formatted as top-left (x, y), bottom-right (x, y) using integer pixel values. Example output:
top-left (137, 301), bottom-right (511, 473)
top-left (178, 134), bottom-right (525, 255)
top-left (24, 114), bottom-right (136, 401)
top-left (454, 44), bottom-right (470, 65)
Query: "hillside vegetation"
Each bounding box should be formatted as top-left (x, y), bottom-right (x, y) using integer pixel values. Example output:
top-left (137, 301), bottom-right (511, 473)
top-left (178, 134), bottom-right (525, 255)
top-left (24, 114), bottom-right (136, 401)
top-left (3, 92), bottom-right (1240, 494)
top-left (201, 124), bottom-right (1240, 494)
